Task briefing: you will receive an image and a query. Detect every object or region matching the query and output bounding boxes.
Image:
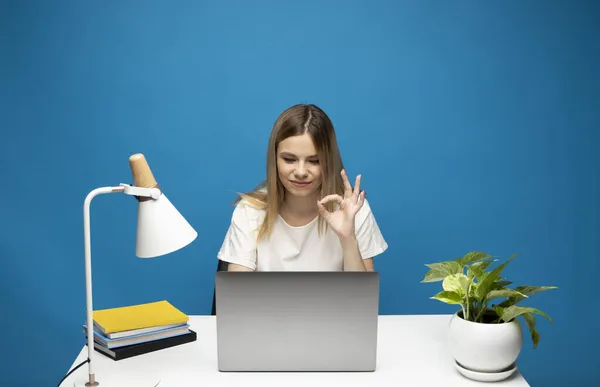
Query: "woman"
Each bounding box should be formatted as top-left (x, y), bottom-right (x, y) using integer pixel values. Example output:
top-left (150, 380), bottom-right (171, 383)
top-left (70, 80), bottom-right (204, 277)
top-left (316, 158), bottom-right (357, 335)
top-left (217, 103), bottom-right (388, 271)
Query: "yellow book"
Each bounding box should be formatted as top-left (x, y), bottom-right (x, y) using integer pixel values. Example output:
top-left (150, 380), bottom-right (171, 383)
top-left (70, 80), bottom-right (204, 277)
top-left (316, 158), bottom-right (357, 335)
top-left (92, 300), bottom-right (188, 334)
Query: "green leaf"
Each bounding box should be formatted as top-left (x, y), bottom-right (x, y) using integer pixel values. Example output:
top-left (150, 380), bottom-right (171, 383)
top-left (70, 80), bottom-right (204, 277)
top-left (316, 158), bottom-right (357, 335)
top-left (468, 282), bottom-right (479, 298)
top-left (430, 290), bottom-right (464, 305)
top-left (515, 285), bottom-right (558, 297)
top-left (522, 312), bottom-right (540, 349)
top-left (500, 305), bottom-right (553, 325)
top-left (421, 261), bottom-right (462, 282)
top-left (443, 273), bottom-right (471, 296)
top-left (492, 280), bottom-right (513, 289)
top-left (493, 305), bottom-right (505, 319)
top-left (467, 260), bottom-right (495, 280)
top-left (458, 252), bottom-right (493, 266)
top-left (486, 289), bottom-right (527, 301)
top-left (496, 285), bottom-right (558, 308)
top-left (475, 254), bottom-right (518, 300)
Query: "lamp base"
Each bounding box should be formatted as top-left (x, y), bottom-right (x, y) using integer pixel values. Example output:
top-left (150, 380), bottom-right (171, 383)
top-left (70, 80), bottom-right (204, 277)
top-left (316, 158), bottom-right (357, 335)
top-left (72, 374), bottom-right (163, 387)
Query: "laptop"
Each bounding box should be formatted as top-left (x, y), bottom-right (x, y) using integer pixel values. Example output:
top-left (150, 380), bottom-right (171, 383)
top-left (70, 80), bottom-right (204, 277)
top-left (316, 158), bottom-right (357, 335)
top-left (214, 271), bottom-right (379, 372)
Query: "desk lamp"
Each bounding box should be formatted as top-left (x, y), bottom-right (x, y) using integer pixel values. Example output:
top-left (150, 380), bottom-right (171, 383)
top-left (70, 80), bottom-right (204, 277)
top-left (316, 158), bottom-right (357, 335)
top-left (77, 153), bottom-right (197, 387)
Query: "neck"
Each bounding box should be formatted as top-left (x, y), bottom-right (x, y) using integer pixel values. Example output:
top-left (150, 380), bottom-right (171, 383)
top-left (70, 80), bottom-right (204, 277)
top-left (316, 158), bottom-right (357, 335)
top-left (281, 192), bottom-right (319, 218)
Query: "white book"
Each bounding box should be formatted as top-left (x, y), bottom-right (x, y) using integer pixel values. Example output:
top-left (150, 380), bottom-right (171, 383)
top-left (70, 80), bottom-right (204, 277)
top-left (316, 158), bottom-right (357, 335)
top-left (105, 323), bottom-right (186, 339)
top-left (92, 321), bottom-right (186, 339)
top-left (83, 324), bottom-right (190, 348)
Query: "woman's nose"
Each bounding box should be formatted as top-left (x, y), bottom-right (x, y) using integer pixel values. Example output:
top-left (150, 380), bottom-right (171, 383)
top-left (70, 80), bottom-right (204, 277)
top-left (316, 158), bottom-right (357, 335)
top-left (295, 163), bottom-right (308, 177)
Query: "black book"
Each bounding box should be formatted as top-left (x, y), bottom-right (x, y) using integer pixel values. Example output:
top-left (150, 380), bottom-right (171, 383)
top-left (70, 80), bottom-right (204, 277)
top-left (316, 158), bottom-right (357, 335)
top-left (86, 330), bottom-right (197, 361)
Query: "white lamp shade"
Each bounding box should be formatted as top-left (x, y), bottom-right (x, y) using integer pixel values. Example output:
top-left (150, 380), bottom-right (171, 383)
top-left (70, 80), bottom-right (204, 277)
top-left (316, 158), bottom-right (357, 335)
top-left (135, 192), bottom-right (197, 258)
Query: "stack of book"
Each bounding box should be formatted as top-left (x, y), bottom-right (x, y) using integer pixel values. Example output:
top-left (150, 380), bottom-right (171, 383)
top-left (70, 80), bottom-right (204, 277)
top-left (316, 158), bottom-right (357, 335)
top-left (83, 300), bottom-right (197, 361)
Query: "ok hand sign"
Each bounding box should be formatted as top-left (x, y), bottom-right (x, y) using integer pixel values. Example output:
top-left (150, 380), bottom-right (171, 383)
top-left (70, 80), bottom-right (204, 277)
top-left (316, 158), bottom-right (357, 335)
top-left (317, 169), bottom-right (365, 241)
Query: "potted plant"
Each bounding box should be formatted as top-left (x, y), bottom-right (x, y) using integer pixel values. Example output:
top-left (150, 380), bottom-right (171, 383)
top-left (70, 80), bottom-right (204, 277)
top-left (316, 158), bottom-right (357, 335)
top-left (421, 252), bottom-right (556, 381)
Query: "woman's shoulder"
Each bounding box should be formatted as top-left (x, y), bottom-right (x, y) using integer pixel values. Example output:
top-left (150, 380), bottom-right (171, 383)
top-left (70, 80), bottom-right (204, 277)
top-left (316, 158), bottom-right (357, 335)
top-left (235, 196), bottom-right (266, 211)
top-left (231, 196), bottom-right (267, 223)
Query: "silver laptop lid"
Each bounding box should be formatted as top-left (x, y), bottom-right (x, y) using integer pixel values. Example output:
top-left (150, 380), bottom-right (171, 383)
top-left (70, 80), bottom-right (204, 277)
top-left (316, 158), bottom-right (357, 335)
top-left (215, 271), bottom-right (379, 372)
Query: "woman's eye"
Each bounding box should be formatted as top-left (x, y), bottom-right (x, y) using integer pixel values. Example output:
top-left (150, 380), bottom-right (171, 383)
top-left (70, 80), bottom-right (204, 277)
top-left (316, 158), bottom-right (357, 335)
top-left (281, 157), bottom-right (318, 164)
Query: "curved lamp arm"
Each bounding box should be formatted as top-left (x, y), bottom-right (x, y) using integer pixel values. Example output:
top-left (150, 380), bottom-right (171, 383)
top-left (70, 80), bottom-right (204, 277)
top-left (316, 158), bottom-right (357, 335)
top-left (80, 153), bottom-right (176, 387)
top-left (83, 188), bottom-right (160, 386)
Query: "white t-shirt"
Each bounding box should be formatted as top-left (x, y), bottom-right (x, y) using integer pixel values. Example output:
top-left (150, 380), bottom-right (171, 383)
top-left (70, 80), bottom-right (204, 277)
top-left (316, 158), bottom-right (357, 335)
top-left (217, 198), bottom-right (388, 271)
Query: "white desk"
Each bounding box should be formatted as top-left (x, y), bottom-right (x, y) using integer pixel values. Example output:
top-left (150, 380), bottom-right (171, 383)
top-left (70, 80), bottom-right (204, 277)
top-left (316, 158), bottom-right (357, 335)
top-left (64, 315), bottom-right (529, 386)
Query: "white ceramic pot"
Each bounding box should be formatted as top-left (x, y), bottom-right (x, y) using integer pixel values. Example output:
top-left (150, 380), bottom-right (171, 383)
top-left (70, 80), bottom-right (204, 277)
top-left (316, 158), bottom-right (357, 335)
top-left (448, 310), bottom-right (522, 374)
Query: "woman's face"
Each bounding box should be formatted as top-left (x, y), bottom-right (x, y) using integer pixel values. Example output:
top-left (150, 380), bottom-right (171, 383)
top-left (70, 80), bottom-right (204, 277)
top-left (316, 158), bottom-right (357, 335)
top-left (276, 133), bottom-right (322, 198)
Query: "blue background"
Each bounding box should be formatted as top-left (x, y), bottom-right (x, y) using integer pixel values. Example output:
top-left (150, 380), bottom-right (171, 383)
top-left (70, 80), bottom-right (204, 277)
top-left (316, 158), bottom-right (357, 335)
top-left (1, 1), bottom-right (598, 385)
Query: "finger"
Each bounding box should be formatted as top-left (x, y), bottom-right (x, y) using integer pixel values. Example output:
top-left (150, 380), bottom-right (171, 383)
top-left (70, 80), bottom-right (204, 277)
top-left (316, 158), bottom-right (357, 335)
top-left (341, 169), bottom-right (352, 198)
top-left (318, 194), bottom-right (343, 215)
top-left (316, 200), bottom-right (328, 216)
top-left (353, 174), bottom-right (362, 200)
top-left (319, 194), bottom-right (343, 206)
top-left (355, 190), bottom-right (365, 212)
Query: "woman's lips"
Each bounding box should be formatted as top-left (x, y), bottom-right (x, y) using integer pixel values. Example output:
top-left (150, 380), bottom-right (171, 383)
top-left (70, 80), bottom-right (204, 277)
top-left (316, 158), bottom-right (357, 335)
top-left (290, 180), bottom-right (312, 188)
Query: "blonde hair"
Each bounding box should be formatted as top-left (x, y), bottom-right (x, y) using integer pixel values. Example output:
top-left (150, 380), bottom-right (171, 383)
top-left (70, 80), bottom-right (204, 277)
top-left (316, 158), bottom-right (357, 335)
top-left (235, 104), bottom-right (346, 241)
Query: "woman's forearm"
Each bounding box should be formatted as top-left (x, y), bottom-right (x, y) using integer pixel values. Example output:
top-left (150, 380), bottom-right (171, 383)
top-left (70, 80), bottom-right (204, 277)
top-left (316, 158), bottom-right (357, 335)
top-left (340, 236), bottom-right (367, 271)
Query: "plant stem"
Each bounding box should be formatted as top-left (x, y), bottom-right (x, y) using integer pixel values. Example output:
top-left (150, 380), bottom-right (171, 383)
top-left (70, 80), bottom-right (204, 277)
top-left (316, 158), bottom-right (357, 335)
top-left (475, 304), bottom-right (486, 322)
top-left (465, 283), bottom-right (471, 320)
